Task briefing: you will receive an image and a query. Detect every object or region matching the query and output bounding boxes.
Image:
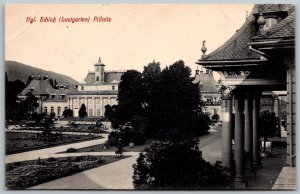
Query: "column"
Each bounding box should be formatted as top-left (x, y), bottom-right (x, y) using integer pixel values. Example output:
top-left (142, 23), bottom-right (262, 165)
top-left (93, 97), bottom-right (96, 117)
top-left (234, 93), bottom-right (246, 187)
top-left (244, 93), bottom-right (253, 171)
top-left (100, 97), bottom-right (103, 116)
top-left (252, 95), bottom-right (262, 168)
top-left (221, 94), bottom-right (233, 170)
top-left (273, 95), bottom-right (279, 116)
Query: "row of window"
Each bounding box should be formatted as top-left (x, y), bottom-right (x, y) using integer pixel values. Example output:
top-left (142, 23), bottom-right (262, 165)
top-left (81, 85), bottom-right (115, 91)
top-left (44, 106), bottom-right (68, 115)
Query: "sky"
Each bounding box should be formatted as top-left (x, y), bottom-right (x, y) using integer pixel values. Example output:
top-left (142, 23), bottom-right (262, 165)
top-left (5, 4), bottom-right (253, 82)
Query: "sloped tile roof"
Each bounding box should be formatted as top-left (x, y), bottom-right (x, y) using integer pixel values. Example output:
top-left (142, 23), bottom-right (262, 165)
top-left (254, 6), bottom-right (295, 39)
top-left (84, 71), bottom-right (124, 84)
top-left (201, 4), bottom-right (294, 62)
top-left (20, 79), bottom-right (55, 95)
top-left (202, 5), bottom-right (260, 61)
top-left (85, 72), bottom-right (95, 83)
top-left (192, 71), bottom-right (218, 93)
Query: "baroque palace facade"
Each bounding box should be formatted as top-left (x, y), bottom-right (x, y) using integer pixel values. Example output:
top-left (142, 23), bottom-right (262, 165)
top-left (19, 58), bottom-right (125, 117)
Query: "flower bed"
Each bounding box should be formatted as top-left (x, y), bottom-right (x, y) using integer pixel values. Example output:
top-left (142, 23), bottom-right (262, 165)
top-left (6, 155), bottom-right (129, 189)
top-left (6, 132), bottom-right (102, 155)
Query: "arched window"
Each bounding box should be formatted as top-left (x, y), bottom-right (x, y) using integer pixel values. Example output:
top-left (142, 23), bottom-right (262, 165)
top-left (44, 106), bottom-right (47, 114)
top-left (64, 106), bottom-right (68, 110)
top-left (57, 107), bottom-right (61, 116)
top-left (51, 106), bottom-right (54, 113)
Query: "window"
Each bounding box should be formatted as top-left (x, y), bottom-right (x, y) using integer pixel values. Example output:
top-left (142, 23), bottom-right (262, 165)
top-left (64, 106), bottom-right (68, 110)
top-left (112, 85), bottom-right (115, 90)
top-left (96, 67), bottom-right (99, 71)
top-left (51, 106), bottom-right (54, 113)
top-left (81, 86), bottom-right (84, 90)
top-left (264, 17), bottom-right (278, 30)
top-left (57, 107), bottom-right (61, 116)
top-left (96, 76), bottom-right (99, 81)
top-left (44, 106), bottom-right (47, 114)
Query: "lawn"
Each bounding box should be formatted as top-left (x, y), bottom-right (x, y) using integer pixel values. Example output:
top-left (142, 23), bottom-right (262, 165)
top-left (6, 155), bottom-right (129, 189)
top-left (63, 140), bottom-right (153, 153)
top-left (6, 132), bottom-right (102, 155)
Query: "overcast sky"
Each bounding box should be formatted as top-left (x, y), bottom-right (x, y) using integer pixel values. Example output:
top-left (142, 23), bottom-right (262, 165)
top-left (5, 4), bottom-right (253, 82)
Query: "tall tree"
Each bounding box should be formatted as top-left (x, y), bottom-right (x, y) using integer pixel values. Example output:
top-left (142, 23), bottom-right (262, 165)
top-left (79, 104), bottom-right (88, 118)
top-left (116, 70), bottom-right (144, 125)
top-left (142, 61), bottom-right (161, 104)
top-left (147, 60), bottom-right (203, 139)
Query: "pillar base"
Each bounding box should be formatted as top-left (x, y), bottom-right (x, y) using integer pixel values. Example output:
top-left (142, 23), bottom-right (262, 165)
top-left (234, 177), bottom-right (247, 189)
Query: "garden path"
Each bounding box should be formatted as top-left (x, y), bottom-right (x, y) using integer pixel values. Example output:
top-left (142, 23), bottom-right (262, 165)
top-left (5, 134), bottom-right (109, 163)
top-left (29, 153), bottom-right (139, 189)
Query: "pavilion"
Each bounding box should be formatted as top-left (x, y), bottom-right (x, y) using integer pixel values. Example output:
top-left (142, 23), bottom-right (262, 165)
top-left (197, 4), bottom-right (295, 188)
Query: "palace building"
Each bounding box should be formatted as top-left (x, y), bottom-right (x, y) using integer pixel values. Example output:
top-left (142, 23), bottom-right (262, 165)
top-left (67, 58), bottom-right (124, 117)
top-left (19, 58), bottom-right (125, 117)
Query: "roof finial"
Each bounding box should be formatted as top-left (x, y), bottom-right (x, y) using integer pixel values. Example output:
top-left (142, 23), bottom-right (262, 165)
top-left (246, 10), bottom-right (249, 20)
top-left (201, 40), bottom-right (208, 60)
top-left (98, 57), bottom-right (101, 63)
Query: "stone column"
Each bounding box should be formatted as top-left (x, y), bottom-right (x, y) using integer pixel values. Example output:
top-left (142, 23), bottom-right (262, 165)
top-left (252, 95), bottom-right (262, 168)
top-left (100, 97), bottom-right (103, 116)
top-left (234, 93), bottom-right (246, 188)
top-left (273, 95), bottom-right (279, 116)
top-left (244, 93), bottom-right (253, 171)
top-left (221, 94), bottom-right (233, 170)
top-left (93, 97), bottom-right (96, 117)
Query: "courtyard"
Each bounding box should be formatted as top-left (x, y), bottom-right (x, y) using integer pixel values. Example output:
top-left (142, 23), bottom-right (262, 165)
top-left (5, 123), bottom-right (293, 190)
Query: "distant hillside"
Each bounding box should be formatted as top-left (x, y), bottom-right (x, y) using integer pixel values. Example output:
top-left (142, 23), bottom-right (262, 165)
top-left (5, 61), bottom-right (78, 85)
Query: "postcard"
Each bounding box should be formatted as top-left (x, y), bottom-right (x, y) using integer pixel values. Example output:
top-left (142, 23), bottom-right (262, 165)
top-left (4, 4), bottom-right (295, 190)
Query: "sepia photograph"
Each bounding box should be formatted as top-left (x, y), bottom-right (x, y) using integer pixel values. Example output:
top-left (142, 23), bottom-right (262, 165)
top-left (4, 3), bottom-right (295, 190)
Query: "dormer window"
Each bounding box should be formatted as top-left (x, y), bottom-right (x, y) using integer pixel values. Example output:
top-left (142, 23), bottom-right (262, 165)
top-left (264, 17), bottom-right (278, 30)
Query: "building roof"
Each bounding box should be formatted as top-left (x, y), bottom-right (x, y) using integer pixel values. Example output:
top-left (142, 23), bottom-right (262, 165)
top-left (198, 4), bottom-right (294, 63)
top-left (192, 70), bottom-right (218, 93)
top-left (95, 57), bottom-right (105, 66)
top-left (19, 79), bottom-right (74, 103)
top-left (67, 90), bottom-right (118, 95)
top-left (84, 71), bottom-right (124, 84)
top-left (253, 6), bottom-right (295, 40)
top-left (20, 79), bottom-right (56, 96)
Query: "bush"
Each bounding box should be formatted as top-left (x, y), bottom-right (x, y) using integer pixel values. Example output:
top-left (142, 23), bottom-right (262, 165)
top-left (107, 123), bottom-right (147, 147)
top-left (63, 109), bottom-right (73, 118)
top-left (66, 148), bottom-right (77, 153)
top-left (133, 141), bottom-right (231, 189)
top-left (46, 157), bottom-right (57, 162)
top-left (211, 114), bottom-right (220, 122)
top-left (50, 112), bottom-right (56, 118)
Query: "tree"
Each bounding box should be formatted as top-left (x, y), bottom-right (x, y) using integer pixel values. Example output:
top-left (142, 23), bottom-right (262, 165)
top-left (146, 60), bottom-right (206, 139)
top-left (259, 110), bottom-right (279, 152)
top-left (115, 70), bottom-right (144, 125)
top-left (211, 113), bottom-right (220, 122)
top-left (104, 104), bottom-right (113, 120)
top-left (63, 109), bottom-right (73, 118)
top-left (5, 77), bottom-right (26, 120)
top-left (133, 141), bottom-right (231, 189)
top-left (79, 104), bottom-right (87, 118)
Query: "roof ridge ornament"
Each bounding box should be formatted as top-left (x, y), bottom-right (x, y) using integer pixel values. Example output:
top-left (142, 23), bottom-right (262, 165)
top-left (201, 40), bottom-right (208, 60)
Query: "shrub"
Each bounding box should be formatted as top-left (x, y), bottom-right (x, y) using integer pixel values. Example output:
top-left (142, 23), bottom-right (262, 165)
top-left (46, 157), bottom-right (57, 162)
top-left (66, 148), bottom-right (77, 153)
top-left (211, 113), bottom-right (220, 122)
top-left (133, 141), bottom-right (231, 189)
top-left (63, 109), bottom-right (73, 118)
